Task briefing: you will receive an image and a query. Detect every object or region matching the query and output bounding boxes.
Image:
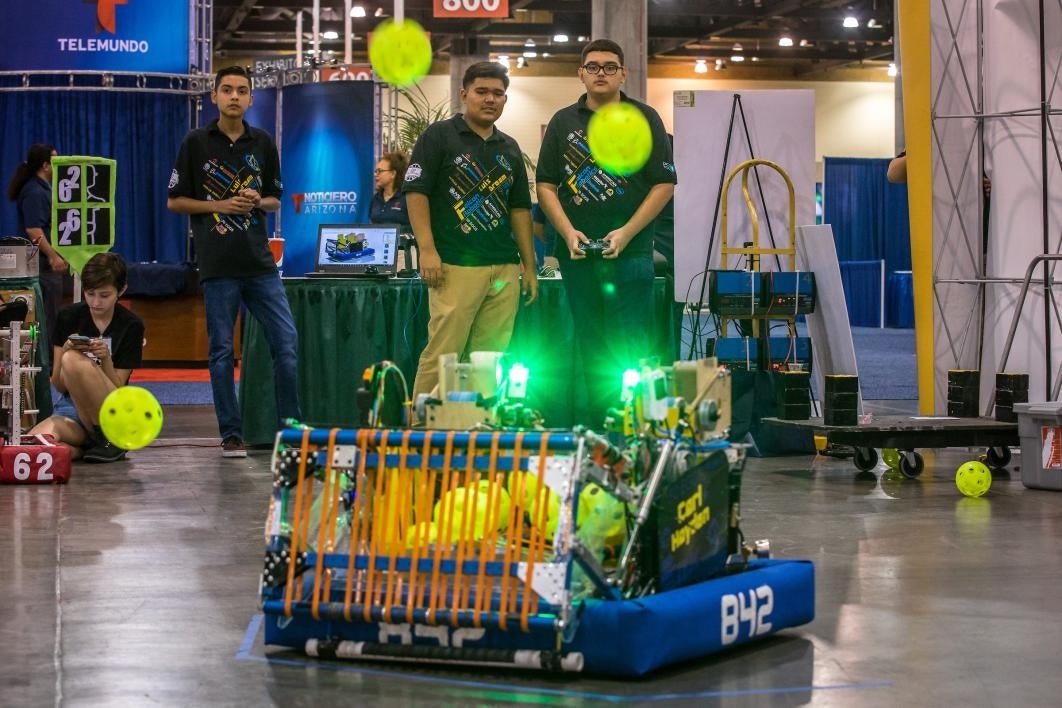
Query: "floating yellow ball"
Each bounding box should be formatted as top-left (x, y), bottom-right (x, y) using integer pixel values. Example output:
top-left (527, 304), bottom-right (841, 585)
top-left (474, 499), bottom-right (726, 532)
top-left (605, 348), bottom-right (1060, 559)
top-left (369, 19), bottom-right (433, 87)
top-left (587, 102), bottom-right (653, 176)
top-left (99, 386), bottom-right (163, 450)
top-left (955, 460), bottom-right (992, 498)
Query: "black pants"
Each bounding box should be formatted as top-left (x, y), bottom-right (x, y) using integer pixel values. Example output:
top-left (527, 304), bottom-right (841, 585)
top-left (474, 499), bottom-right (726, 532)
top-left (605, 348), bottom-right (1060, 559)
top-left (39, 269), bottom-right (63, 347)
top-left (558, 253), bottom-right (655, 426)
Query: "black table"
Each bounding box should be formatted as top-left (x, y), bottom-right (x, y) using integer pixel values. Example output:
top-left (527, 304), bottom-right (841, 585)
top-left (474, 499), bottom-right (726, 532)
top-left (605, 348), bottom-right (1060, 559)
top-left (239, 277), bottom-right (679, 445)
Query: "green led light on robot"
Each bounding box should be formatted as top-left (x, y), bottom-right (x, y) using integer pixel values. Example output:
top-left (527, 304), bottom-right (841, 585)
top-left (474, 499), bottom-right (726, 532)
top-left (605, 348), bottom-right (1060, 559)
top-left (508, 363), bottom-right (530, 399)
top-left (621, 369), bottom-right (641, 402)
top-left (509, 363), bottom-right (529, 385)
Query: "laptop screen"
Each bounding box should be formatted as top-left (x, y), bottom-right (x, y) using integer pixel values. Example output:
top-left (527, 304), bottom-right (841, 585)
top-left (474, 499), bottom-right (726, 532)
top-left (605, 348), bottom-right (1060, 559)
top-left (313, 224), bottom-right (400, 276)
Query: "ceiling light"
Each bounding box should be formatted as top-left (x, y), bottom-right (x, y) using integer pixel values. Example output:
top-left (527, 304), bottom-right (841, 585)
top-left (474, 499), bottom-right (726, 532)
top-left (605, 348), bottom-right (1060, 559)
top-left (843, 16), bottom-right (859, 28)
top-left (577, 35), bottom-right (588, 42)
top-left (867, 18), bottom-right (882, 28)
top-left (524, 38), bottom-right (535, 47)
top-left (694, 59), bottom-right (708, 74)
top-left (778, 36), bottom-right (793, 47)
top-left (351, 5), bottom-right (366, 18)
top-left (732, 43), bottom-right (743, 51)
top-left (730, 55), bottom-right (745, 62)
top-left (542, 52), bottom-right (551, 57)
top-left (496, 57), bottom-right (510, 68)
top-left (799, 39), bottom-right (810, 47)
top-left (522, 51), bottom-right (537, 58)
top-left (751, 56), bottom-right (759, 62)
top-left (553, 33), bottom-right (568, 43)
top-left (715, 60), bottom-right (726, 71)
top-left (321, 30), bottom-right (339, 40)
top-left (373, 7), bottom-right (384, 17)
top-left (887, 62), bottom-right (898, 77)
top-left (516, 57), bottom-right (528, 68)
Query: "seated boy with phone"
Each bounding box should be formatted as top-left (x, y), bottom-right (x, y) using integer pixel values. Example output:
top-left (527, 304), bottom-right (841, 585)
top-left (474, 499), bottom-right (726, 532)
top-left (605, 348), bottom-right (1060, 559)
top-left (29, 253), bottom-right (146, 463)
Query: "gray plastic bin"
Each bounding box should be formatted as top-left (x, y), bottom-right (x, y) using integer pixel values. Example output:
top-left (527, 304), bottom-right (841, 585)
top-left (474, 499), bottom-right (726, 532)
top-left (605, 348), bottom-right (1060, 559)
top-left (1014, 402), bottom-right (1062, 490)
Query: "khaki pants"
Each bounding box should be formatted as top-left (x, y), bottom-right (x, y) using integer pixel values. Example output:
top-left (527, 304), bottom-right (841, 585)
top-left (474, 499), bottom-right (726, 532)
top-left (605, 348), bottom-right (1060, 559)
top-left (412, 262), bottom-right (521, 402)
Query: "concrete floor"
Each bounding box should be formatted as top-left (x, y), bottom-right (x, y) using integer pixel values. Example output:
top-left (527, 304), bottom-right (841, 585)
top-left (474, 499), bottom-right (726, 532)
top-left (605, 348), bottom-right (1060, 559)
top-left (4, 403), bottom-right (1062, 707)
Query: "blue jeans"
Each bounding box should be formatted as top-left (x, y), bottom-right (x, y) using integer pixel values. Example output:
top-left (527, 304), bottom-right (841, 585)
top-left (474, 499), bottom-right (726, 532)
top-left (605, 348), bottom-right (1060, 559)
top-left (203, 272), bottom-right (301, 441)
top-left (558, 253), bottom-right (655, 424)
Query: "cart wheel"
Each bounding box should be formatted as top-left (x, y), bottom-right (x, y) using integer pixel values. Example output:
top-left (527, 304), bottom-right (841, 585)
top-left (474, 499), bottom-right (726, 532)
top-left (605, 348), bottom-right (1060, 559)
top-left (985, 446), bottom-right (1011, 469)
top-left (853, 447), bottom-right (878, 472)
top-left (899, 451), bottom-right (925, 478)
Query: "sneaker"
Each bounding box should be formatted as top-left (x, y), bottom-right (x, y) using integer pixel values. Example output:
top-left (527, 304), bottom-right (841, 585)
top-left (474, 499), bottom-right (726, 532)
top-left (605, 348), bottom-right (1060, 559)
top-left (222, 437), bottom-right (247, 458)
top-left (81, 441), bottom-right (127, 463)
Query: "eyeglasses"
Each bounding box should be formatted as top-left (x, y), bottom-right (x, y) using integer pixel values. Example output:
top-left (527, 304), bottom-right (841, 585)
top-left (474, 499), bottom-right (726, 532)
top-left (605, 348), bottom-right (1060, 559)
top-left (373, 168), bottom-right (394, 174)
top-left (581, 62), bottom-right (623, 75)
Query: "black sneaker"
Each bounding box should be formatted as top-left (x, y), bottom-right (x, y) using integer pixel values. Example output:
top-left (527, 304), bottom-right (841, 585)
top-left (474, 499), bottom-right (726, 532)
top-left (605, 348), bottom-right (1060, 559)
top-left (82, 441), bottom-right (127, 463)
top-left (221, 436), bottom-right (247, 458)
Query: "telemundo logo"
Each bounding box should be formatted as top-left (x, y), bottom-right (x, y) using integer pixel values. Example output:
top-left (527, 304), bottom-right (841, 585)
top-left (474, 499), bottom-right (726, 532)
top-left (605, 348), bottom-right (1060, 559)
top-left (57, 38), bottom-right (150, 53)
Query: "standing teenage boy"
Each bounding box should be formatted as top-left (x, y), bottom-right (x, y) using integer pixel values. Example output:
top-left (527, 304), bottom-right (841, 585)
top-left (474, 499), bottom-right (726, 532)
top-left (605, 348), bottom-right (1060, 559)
top-left (536, 39), bottom-right (676, 423)
top-left (167, 65), bottom-right (301, 457)
top-left (404, 61), bottom-right (538, 404)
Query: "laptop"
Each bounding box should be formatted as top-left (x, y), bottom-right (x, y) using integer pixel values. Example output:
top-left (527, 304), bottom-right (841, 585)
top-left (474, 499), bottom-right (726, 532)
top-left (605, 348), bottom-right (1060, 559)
top-left (305, 223), bottom-right (400, 278)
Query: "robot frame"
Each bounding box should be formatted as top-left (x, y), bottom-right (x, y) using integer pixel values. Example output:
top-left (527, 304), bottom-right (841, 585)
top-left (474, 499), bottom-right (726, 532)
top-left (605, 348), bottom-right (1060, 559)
top-left (258, 353), bottom-right (814, 676)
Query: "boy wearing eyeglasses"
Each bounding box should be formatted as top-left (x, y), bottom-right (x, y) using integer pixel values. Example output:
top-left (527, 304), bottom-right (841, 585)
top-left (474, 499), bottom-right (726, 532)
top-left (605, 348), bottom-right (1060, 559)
top-left (536, 39), bottom-right (677, 424)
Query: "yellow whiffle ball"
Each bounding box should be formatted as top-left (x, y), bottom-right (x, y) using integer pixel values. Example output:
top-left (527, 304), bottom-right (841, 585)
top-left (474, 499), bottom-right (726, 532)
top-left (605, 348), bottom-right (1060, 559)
top-left (433, 482), bottom-right (511, 541)
top-left (587, 102), bottom-right (653, 176)
top-left (369, 19), bottom-right (433, 87)
top-left (955, 460), bottom-right (992, 498)
top-left (99, 386), bottom-right (163, 450)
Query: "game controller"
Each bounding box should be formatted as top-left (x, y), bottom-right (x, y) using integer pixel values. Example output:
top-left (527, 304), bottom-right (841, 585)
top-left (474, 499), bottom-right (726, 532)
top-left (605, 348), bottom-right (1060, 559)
top-left (581, 239), bottom-right (609, 257)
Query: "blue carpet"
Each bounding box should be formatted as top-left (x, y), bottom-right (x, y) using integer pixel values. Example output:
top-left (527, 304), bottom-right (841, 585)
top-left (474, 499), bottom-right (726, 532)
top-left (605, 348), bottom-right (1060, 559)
top-left (85, 327), bottom-right (917, 407)
top-left (681, 317), bottom-right (917, 401)
top-left (52, 381), bottom-right (216, 407)
top-left (136, 381), bottom-right (215, 406)
top-left (851, 327), bottom-right (917, 399)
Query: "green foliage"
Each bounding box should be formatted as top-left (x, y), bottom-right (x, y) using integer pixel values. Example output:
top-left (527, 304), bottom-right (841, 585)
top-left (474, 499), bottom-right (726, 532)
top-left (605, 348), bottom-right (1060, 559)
top-left (385, 83), bottom-right (537, 173)
top-left (387, 84), bottom-right (449, 154)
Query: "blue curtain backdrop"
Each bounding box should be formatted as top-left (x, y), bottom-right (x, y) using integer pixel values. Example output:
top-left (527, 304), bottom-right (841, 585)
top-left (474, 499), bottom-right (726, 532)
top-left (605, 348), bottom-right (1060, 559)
top-left (825, 156), bottom-right (912, 327)
top-left (0, 91), bottom-right (189, 264)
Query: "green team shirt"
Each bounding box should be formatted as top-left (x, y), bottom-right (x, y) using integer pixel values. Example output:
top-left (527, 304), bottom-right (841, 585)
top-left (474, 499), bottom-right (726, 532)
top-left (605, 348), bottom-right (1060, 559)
top-left (402, 114), bottom-right (532, 266)
top-left (536, 93), bottom-right (677, 257)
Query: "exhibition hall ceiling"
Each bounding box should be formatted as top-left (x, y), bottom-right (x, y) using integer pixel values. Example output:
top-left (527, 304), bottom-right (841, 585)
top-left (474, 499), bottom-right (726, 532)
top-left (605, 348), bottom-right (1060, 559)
top-left (213, 0), bottom-right (895, 75)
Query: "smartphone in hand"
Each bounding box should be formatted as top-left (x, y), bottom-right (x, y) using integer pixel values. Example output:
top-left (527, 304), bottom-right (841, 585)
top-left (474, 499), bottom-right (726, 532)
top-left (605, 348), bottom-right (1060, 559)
top-left (68, 334), bottom-right (92, 344)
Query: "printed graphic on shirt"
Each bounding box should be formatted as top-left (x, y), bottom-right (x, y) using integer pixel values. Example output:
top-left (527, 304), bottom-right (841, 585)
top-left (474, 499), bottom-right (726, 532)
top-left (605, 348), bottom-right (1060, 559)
top-left (449, 153), bottom-right (514, 234)
top-left (200, 153), bottom-right (264, 235)
top-left (561, 129), bottom-right (626, 206)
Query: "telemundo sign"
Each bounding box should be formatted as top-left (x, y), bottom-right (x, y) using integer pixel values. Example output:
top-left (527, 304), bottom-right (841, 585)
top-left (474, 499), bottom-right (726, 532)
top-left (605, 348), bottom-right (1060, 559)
top-left (1, 0), bottom-right (190, 73)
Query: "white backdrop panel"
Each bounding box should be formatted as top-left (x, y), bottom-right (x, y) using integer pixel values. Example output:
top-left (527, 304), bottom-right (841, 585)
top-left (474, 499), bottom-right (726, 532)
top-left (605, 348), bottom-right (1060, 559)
top-left (673, 90), bottom-right (816, 303)
top-left (981, 0), bottom-right (1062, 404)
top-left (930, 0), bottom-right (985, 412)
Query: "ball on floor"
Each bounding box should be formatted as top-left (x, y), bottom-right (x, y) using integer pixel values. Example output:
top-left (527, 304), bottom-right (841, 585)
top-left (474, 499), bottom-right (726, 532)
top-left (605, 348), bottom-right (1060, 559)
top-left (99, 386), bottom-right (164, 450)
top-left (955, 460), bottom-right (992, 498)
